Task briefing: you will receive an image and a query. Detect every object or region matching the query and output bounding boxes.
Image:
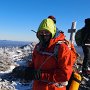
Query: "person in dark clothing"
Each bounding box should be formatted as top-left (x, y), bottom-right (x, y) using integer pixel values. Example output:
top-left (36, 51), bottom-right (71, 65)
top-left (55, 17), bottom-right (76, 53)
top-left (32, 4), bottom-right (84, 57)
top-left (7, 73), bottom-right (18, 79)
top-left (80, 18), bottom-right (90, 76)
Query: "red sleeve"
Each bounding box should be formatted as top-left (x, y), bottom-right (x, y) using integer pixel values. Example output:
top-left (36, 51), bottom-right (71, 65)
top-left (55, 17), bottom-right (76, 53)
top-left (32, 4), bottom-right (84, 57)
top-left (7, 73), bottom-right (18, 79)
top-left (53, 43), bottom-right (77, 82)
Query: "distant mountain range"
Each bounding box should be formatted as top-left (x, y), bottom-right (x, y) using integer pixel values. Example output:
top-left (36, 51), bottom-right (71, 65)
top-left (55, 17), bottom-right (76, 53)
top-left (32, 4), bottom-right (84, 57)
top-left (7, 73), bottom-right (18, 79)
top-left (0, 40), bottom-right (83, 58)
top-left (0, 40), bottom-right (31, 48)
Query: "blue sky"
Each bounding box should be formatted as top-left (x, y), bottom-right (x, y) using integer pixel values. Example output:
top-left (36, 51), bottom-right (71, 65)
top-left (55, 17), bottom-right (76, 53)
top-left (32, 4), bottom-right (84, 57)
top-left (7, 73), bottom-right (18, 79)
top-left (0, 0), bottom-right (90, 42)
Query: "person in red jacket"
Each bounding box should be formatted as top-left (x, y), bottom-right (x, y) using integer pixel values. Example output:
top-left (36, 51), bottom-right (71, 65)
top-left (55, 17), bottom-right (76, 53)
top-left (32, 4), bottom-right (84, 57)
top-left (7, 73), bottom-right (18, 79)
top-left (29, 18), bottom-right (77, 90)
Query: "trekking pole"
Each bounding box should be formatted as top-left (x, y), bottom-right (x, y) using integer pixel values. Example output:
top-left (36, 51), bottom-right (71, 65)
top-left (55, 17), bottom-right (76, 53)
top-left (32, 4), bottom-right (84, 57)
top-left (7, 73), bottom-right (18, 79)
top-left (68, 21), bottom-right (76, 44)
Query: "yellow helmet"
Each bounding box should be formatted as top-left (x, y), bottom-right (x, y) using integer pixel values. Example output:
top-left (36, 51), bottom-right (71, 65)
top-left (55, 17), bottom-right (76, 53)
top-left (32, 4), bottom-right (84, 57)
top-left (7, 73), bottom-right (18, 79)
top-left (37, 18), bottom-right (56, 38)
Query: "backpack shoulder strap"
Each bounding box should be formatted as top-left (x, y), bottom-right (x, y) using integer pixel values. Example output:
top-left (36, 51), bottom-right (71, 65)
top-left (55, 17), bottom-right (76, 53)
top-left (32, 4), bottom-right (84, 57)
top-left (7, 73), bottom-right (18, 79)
top-left (54, 41), bottom-right (65, 60)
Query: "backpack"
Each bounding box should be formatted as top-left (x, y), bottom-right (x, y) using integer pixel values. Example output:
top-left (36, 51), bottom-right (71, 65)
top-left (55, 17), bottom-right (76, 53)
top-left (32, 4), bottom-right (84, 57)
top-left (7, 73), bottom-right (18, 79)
top-left (75, 30), bottom-right (82, 46)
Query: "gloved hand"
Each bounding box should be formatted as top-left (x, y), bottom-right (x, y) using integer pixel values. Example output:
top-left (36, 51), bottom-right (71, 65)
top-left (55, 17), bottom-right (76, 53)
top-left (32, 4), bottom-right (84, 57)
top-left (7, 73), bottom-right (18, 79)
top-left (25, 68), bottom-right (42, 80)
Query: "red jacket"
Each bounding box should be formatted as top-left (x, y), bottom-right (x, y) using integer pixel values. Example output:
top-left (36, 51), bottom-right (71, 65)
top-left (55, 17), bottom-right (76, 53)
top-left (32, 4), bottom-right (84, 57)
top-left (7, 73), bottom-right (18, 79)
top-left (29, 32), bottom-right (77, 90)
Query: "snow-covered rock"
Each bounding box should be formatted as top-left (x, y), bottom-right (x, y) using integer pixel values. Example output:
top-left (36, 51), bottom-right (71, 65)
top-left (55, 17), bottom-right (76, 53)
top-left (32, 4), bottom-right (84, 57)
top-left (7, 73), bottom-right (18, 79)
top-left (0, 43), bottom-right (36, 90)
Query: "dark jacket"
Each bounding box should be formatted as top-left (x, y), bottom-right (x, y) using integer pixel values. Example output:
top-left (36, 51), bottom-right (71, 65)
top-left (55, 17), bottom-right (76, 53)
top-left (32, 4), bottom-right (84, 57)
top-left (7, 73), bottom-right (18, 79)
top-left (81, 27), bottom-right (90, 45)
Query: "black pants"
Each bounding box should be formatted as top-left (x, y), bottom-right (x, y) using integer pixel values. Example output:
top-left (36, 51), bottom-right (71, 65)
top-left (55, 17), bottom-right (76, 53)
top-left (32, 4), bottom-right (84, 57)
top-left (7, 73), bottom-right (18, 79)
top-left (82, 46), bottom-right (90, 73)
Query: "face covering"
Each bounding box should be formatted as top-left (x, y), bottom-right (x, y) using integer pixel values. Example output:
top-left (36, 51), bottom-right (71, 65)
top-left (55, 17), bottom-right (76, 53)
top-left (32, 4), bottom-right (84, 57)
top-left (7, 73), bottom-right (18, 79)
top-left (38, 34), bottom-right (52, 48)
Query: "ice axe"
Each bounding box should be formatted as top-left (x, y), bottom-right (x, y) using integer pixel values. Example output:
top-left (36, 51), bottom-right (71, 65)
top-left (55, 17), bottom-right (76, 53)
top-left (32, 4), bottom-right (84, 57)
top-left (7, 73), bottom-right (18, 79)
top-left (68, 21), bottom-right (76, 44)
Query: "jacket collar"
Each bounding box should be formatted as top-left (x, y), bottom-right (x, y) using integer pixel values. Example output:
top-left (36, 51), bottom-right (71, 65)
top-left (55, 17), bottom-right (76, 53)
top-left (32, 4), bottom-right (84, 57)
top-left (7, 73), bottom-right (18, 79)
top-left (48, 32), bottom-right (65, 48)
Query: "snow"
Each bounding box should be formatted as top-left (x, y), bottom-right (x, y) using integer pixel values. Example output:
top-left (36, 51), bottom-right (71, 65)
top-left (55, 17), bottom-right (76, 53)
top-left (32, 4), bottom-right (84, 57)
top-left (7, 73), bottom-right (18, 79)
top-left (0, 65), bottom-right (15, 74)
top-left (15, 81), bottom-right (33, 90)
top-left (0, 43), bottom-right (35, 90)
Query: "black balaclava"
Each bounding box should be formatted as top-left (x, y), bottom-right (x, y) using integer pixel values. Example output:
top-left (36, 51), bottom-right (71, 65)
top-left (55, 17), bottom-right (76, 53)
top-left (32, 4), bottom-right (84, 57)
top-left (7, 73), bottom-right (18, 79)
top-left (38, 34), bottom-right (52, 48)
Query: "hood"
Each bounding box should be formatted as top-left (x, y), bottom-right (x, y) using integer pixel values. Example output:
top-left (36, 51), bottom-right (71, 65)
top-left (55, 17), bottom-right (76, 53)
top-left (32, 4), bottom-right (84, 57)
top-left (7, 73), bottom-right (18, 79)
top-left (48, 32), bottom-right (65, 48)
top-left (37, 18), bottom-right (56, 38)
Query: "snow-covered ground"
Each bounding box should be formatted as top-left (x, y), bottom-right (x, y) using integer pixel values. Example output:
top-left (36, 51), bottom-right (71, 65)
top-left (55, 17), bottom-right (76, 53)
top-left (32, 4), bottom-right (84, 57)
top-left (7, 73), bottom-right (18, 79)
top-left (0, 43), bottom-right (90, 90)
top-left (0, 43), bottom-right (36, 90)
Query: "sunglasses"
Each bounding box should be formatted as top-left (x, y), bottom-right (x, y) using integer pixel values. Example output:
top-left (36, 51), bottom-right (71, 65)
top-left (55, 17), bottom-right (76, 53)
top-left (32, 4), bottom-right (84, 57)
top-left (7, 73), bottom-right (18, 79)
top-left (37, 30), bottom-right (51, 36)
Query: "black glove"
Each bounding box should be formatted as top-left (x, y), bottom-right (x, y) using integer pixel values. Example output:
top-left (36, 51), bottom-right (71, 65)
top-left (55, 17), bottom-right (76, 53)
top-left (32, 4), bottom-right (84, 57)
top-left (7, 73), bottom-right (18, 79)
top-left (25, 68), bottom-right (42, 80)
